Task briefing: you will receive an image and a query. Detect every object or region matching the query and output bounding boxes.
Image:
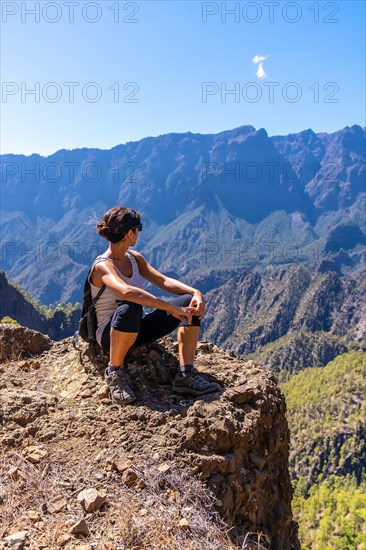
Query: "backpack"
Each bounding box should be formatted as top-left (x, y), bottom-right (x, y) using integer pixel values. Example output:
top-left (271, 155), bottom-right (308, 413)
top-left (74, 257), bottom-right (109, 345)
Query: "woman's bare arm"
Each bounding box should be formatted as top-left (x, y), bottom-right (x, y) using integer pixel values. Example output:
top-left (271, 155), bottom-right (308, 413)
top-left (131, 250), bottom-right (201, 296)
top-left (95, 261), bottom-right (174, 312)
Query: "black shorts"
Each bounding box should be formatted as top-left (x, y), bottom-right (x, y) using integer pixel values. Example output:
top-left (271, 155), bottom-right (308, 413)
top-left (100, 293), bottom-right (201, 351)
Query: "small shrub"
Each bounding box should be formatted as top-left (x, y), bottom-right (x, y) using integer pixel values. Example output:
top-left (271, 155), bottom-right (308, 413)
top-left (1, 316), bottom-right (20, 325)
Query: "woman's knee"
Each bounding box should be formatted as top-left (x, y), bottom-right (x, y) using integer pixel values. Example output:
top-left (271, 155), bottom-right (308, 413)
top-left (171, 294), bottom-right (201, 327)
top-left (111, 301), bottom-right (143, 332)
top-left (171, 293), bottom-right (193, 308)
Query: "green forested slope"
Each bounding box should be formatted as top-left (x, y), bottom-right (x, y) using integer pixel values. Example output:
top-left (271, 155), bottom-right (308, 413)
top-left (282, 351), bottom-right (366, 549)
top-left (282, 350), bottom-right (366, 487)
top-left (247, 331), bottom-right (350, 381)
top-left (293, 474), bottom-right (366, 549)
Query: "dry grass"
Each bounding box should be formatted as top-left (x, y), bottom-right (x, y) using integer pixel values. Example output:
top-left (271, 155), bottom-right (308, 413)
top-left (0, 450), bottom-right (251, 549)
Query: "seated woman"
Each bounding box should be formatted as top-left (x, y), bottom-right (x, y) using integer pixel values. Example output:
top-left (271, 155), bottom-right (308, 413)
top-left (89, 205), bottom-right (220, 405)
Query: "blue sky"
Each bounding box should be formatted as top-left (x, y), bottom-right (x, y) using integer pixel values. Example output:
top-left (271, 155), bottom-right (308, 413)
top-left (1, 0), bottom-right (365, 156)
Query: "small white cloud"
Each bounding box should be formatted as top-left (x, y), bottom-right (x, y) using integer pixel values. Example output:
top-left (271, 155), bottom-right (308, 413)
top-left (256, 63), bottom-right (266, 79)
top-left (252, 55), bottom-right (267, 64)
top-left (252, 54), bottom-right (269, 79)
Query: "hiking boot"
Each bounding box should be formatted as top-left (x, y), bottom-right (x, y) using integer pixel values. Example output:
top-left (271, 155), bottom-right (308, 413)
top-left (104, 365), bottom-right (136, 405)
top-left (172, 369), bottom-right (221, 396)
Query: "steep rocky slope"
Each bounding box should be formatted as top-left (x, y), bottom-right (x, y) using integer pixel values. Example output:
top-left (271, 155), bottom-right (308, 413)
top-left (199, 266), bottom-right (366, 358)
top-left (0, 324), bottom-right (299, 549)
top-left (0, 271), bottom-right (80, 340)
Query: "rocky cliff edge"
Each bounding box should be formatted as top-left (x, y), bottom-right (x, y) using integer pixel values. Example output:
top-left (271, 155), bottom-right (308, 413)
top-left (0, 325), bottom-right (299, 549)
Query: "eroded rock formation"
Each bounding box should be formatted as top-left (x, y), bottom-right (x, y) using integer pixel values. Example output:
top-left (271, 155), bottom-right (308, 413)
top-left (0, 325), bottom-right (299, 548)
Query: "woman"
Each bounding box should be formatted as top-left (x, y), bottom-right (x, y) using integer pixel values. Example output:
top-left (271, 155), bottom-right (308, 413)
top-left (89, 206), bottom-right (220, 405)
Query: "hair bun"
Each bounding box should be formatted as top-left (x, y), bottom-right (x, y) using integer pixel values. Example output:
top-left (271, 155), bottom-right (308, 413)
top-left (96, 206), bottom-right (141, 243)
top-left (96, 220), bottom-right (109, 237)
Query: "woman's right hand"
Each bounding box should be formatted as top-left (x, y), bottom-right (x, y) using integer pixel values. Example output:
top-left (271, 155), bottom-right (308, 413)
top-left (167, 304), bottom-right (195, 324)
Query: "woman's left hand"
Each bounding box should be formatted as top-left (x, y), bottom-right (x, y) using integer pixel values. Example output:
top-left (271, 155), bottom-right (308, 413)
top-left (189, 291), bottom-right (205, 320)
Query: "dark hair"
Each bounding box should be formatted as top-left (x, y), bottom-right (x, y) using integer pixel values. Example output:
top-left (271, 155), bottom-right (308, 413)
top-left (96, 206), bottom-right (141, 244)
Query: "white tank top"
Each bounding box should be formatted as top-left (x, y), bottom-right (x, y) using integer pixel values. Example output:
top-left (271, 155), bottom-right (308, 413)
top-left (88, 250), bottom-right (144, 346)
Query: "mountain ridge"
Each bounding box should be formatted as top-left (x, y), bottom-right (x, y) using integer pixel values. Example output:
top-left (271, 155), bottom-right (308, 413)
top-left (1, 124), bottom-right (365, 304)
top-left (2, 123), bottom-right (363, 158)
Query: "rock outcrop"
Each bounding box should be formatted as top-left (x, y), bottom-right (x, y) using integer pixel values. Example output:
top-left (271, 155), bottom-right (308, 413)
top-left (0, 324), bottom-right (52, 362)
top-left (0, 325), bottom-right (300, 549)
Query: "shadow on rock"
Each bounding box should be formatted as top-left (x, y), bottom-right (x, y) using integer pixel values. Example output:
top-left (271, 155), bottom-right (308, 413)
top-left (81, 337), bottom-right (223, 413)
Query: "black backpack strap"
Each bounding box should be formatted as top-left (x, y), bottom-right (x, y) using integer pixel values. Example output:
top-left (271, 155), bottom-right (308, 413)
top-left (93, 284), bottom-right (106, 304)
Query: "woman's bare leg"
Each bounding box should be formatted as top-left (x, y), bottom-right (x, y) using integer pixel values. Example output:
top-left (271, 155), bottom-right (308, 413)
top-left (177, 326), bottom-right (200, 367)
top-left (110, 329), bottom-right (138, 366)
